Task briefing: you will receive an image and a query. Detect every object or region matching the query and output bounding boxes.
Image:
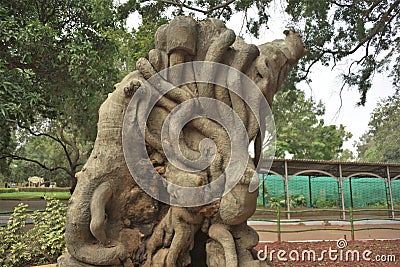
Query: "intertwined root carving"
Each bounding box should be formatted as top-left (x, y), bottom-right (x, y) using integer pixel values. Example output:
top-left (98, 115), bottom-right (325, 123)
top-left (58, 16), bottom-right (306, 267)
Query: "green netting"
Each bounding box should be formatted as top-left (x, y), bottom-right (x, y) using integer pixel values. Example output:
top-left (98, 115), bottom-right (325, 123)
top-left (258, 174), bottom-right (393, 208)
top-left (287, 176), bottom-right (310, 206)
top-left (342, 178), bottom-right (388, 208)
top-left (289, 176), bottom-right (339, 208)
top-left (258, 174), bottom-right (285, 207)
top-left (392, 179), bottom-right (400, 208)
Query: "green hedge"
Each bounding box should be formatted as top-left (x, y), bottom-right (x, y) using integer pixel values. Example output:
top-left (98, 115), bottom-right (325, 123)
top-left (18, 187), bottom-right (70, 193)
top-left (0, 187), bottom-right (70, 193)
top-left (0, 188), bottom-right (19, 194)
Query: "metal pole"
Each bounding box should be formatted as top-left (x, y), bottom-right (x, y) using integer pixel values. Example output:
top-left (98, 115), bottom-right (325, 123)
top-left (262, 174), bottom-right (266, 207)
top-left (387, 166), bottom-right (395, 218)
top-left (277, 205), bottom-right (281, 242)
top-left (349, 177), bottom-right (354, 209)
top-left (350, 207), bottom-right (355, 241)
top-left (339, 164), bottom-right (346, 220)
top-left (284, 160), bottom-right (290, 220)
top-left (308, 175), bottom-right (312, 208)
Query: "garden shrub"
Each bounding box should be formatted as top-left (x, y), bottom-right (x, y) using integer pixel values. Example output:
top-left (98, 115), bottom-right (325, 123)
top-left (315, 199), bottom-right (337, 208)
top-left (290, 194), bottom-right (307, 207)
top-left (18, 187), bottom-right (70, 193)
top-left (0, 198), bottom-right (67, 266)
top-left (268, 195), bottom-right (307, 208)
top-left (0, 188), bottom-right (19, 194)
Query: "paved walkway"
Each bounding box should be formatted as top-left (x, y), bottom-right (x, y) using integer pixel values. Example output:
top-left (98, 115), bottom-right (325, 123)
top-left (30, 221), bottom-right (400, 267)
top-left (248, 220), bottom-right (400, 242)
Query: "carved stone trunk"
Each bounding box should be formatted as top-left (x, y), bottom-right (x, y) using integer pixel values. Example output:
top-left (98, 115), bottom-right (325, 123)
top-left (57, 16), bottom-right (306, 267)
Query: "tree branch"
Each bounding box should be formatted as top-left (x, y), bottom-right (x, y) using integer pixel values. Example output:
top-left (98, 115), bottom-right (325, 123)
top-left (59, 123), bottom-right (80, 167)
top-left (5, 61), bottom-right (46, 74)
top-left (17, 122), bottom-right (62, 144)
top-left (364, 0), bottom-right (383, 18)
top-left (330, 1), bottom-right (353, 8)
top-left (1, 154), bottom-right (74, 176)
top-left (158, 0), bottom-right (206, 13)
top-left (206, 0), bottom-right (236, 14)
top-left (300, 52), bottom-right (324, 79)
top-left (16, 122), bottom-right (82, 176)
top-left (157, 0), bottom-right (235, 15)
top-left (322, 0), bottom-right (400, 57)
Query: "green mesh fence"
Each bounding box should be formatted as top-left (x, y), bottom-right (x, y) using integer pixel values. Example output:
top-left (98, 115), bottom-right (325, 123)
top-left (258, 174), bottom-right (285, 207)
top-left (393, 179), bottom-right (400, 208)
top-left (342, 178), bottom-right (388, 208)
top-left (258, 174), bottom-right (395, 209)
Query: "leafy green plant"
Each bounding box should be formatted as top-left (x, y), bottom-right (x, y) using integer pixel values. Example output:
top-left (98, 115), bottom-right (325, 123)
top-left (315, 199), bottom-right (337, 208)
top-left (367, 201), bottom-right (387, 208)
top-left (267, 196), bottom-right (286, 208)
top-left (0, 198), bottom-right (67, 266)
top-left (268, 195), bottom-right (307, 208)
top-left (290, 195), bottom-right (307, 207)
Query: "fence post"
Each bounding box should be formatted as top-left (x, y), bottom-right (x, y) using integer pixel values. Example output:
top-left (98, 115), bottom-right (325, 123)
top-left (349, 178), bottom-right (354, 208)
top-left (339, 164), bottom-right (346, 220)
top-left (262, 174), bottom-right (266, 207)
top-left (349, 207), bottom-right (355, 241)
top-left (387, 166), bottom-right (395, 218)
top-left (277, 206), bottom-right (281, 242)
top-left (284, 160), bottom-right (290, 220)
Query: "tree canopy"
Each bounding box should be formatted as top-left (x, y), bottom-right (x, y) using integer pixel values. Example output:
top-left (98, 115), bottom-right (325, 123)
top-left (2, 0), bottom-right (397, 185)
top-left (0, 0), bottom-right (128, 187)
top-left (1, 0), bottom-right (119, 126)
top-left (357, 93), bottom-right (400, 163)
top-left (272, 88), bottom-right (352, 160)
top-left (119, 0), bottom-right (400, 105)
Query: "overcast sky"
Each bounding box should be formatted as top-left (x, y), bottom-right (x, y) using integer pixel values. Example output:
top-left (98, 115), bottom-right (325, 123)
top-left (224, 10), bottom-right (397, 154)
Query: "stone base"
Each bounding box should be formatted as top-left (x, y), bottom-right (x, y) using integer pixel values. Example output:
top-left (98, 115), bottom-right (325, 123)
top-left (57, 252), bottom-right (102, 267)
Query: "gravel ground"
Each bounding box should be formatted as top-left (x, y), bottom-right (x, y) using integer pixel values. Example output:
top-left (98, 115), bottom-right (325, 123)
top-left (256, 240), bottom-right (400, 266)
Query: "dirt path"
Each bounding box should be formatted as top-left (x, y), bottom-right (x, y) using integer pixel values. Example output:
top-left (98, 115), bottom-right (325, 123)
top-left (250, 223), bottom-right (400, 242)
top-left (256, 240), bottom-right (400, 266)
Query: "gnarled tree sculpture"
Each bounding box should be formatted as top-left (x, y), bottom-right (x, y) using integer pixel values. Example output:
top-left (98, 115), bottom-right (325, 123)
top-left (57, 16), bottom-right (307, 267)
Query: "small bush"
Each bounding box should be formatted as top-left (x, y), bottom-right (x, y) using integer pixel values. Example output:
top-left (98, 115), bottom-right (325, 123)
top-left (18, 187), bottom-right (70, 193)
top-left (367, 201), bottom-right (387, 208)
top-left (0, 198), bottom-right (67, 266)
top-left (290, 195), bottom-right (307, 207)
top-left (315, 199), bottom-right (337, 208)
top-left (0, 188), bottom-right (19, 194)
top-left (267, 196), bottom-right (286, 208)
top-left (267, 195), bottom-right (307, 208)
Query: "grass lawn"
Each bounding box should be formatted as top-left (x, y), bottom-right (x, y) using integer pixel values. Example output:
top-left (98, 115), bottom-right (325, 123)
top-left (0, 191), bottom-right (71, 200)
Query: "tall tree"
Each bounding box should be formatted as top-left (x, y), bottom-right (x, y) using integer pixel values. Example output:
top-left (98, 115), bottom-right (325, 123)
top-left (357, 93), bottom-right (400, 163)
top-left (0, 0), bottom-right (126, 190)
top-left (271, 87), bottom-right (352, 160)
top-left (8, 121), bottom-right (91, 186)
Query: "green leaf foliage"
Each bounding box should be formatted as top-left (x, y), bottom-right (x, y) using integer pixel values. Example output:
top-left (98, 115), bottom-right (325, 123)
top-left (357, 93), bottom-right (400, 163)
top-left (285, 0), bottom-right (400, 105)
top-left (0, 198), bottom-right (67, 266)
top-left (0, 0), bottom-right (133, 185)
top-left (271, 87), bottom-right (352, 160)
top-left (118, 0), bottom-right (400, 105)
top-left (2, 0), bottom-right (398, 184)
